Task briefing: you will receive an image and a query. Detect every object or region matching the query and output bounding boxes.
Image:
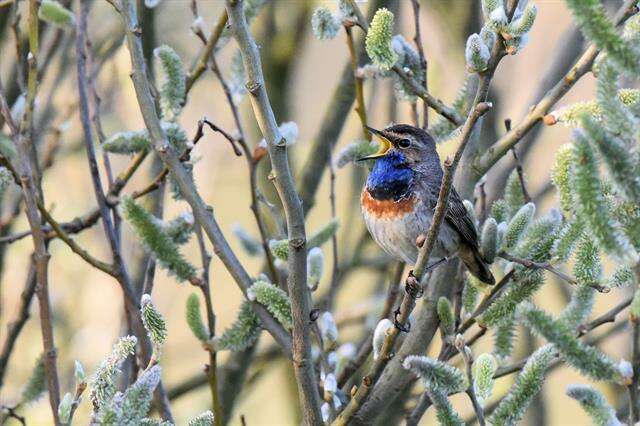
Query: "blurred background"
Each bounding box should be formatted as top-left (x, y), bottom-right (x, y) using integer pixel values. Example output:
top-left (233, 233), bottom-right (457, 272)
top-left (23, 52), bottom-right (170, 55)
top-left (0, 0), bottom-right (634, 424)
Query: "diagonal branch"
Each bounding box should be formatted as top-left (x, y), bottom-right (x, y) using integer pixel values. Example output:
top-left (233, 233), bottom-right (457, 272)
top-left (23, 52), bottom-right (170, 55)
top-left (113, 0), bottom-right (293, 357)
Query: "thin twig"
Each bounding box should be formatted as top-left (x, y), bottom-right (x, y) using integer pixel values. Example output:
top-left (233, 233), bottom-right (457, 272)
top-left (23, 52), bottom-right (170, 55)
top-left (410, 0), bottom-right (428, 129)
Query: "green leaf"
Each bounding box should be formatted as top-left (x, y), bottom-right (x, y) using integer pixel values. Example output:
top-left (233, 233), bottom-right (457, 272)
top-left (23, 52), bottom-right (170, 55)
top-left (154, 45), bottom-right (186, 120)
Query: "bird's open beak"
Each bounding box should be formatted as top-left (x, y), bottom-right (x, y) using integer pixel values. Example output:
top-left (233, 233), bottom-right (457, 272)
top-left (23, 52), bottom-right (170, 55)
top-left (357, 126), bottom-right (392, 161)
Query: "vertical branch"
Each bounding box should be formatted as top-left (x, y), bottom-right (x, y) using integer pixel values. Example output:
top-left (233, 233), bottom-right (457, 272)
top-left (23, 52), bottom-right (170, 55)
top-left (410, 0), bottom-right (428, 129)
top-left (629, 265), bottom-right (640, 423)
top-left (9, 0), bottom-right (62, 420)
top-left (225, 0), bottom-right (322, 423)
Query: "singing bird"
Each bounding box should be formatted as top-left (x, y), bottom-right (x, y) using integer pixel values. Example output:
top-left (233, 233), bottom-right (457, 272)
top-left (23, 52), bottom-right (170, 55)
top-left (359, 124), bottom-right (495, 285)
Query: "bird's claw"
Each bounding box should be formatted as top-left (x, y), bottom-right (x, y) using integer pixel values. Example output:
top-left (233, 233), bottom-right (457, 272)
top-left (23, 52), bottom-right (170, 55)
top-left (405, 271), bottom-right (423, 299)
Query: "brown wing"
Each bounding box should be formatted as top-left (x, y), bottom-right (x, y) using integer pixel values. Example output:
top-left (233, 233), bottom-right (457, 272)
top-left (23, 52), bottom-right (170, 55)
top-left (445, 187), bottom-right (479, 249)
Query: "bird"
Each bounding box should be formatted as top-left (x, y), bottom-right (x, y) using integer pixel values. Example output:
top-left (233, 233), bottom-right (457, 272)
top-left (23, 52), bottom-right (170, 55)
top-left (358, 123), bottom-right (495, 285)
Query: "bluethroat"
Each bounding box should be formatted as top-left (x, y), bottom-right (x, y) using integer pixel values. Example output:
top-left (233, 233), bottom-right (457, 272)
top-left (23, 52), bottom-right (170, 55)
top-left (359, 124), bottom-right (495, 285)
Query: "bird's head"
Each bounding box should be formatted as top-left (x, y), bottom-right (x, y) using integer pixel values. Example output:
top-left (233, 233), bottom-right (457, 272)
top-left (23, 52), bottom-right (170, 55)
top-left (357, 124), bottom-right (437, 167)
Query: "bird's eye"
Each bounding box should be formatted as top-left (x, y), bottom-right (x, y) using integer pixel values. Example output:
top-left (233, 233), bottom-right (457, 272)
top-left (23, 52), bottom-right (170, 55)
top-left (397, 138), bottom-right (411, 149)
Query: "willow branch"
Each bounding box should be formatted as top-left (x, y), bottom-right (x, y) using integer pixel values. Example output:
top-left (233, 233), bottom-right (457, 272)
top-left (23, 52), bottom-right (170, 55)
top-left (225, 0), bottom-right (322, 422)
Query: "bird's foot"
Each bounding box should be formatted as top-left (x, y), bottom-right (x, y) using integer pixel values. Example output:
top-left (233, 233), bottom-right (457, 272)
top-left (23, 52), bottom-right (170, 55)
top-left (404, 270), bottom-right (423, 299)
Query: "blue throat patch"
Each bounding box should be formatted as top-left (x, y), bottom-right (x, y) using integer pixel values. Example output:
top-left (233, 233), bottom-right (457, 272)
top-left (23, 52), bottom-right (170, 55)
top-left (366, 151), bottom-right (414, 201)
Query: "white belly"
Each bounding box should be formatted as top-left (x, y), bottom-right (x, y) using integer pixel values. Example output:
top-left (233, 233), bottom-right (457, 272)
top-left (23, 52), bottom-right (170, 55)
top-left (362, 201), bottom-right (459, 265)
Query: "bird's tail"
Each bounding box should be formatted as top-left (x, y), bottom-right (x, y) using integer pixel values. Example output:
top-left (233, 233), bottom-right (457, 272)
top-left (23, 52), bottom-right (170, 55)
top-left (459, 245), bottom-right (495, 285)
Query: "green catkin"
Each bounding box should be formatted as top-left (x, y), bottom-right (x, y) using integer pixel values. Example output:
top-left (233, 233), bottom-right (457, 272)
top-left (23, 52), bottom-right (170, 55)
top-left (565, 0), bottom-right (639, 74)
top-left (402, 355), bottom-right (467, 393)
top-left (154, 45), bottom-right (186, 120)
top-left (365, 8), bottom-right (398, 71)
top-left (141, 294), bottom-right (167, 351)
top-left (103, 129), bottom-right (152, 154)
top-left (507, 3), bottom-right (537, 37)
top-left (551, 144), bottom-right (574, 217)
top-left (561, 281), bottom-right (596, 329)
top-left (188, 411), bottom-right (215, 426)
top-left (306, 247), bottom-right (325, 289)
top-left (465, 33), bottom-right (490, 73)
top-left (473, 353), bottom-right (498, 403)
top-left (58, 393), bottom-right (73, 423)
top-left (89, 336), bottom-right (137, 410)
top-left (583, 115), bottom-right (640, 203)
top-left (103, 122), bottom-right (190, 155)
top-left (481, 218), bottom-right (498, 263)
top-left (607, 266), bottom-right (636, 288)
top-left (488, 344), bottom-right (555, 426)
top-left (21, 354), bottom-right (46, 404)
top-left (595, 61), bottom-right (636, 145)
top-left (566, 385), bottom-right (622, 426)
top-left (311, 7), bottom-right (340, 40)
top-left (437, 297), bottom-right (455, 337)
top-left (270, 220), bottom-right (339, 261)
top-left (501, 202), bottom-right (535, 251)
top-left (515, 211), bottom-right (562, 262)
top-left (521, 305), bottom-right (622, 382)
top-left (38, 0), bottom-right (75, 29)
top-left (571, 133), bottom-right (634, 260)
top-left (504, 170), bottom-right (526, 218)
top-left (547, 89), bottom-right (640, 126)
top-left (491, 199), bottom-right (509, 223)
top-left (573, 237), bottom-right (602, 288)
top-left (335, 140), bottom-right (378, 168)
top-left (428, 390), bottom-right (465, 426)
top-left (492, 314), bottom-right (517, 361)
top-left (481, 269), bottom-right (544, 327)
top-left (612, 199), bottom-right (640, 249)
top-left (186, 293), bottom-right (209, 341)
top-left (118, 365), bottom-right (162, 424)
top-left (308, 219), bottom-right (340, 248)
top-left (552, 219), bottom-right (584, 262)
top-left (248, 279), bottom-right (293, 329)
top-left (214, 301), bottom-right (261, 351)
top-left (232, 224), bottom-right (263, 256)
top-left (163, 213), bottom-right (194, 245)
top-left (462, 275), bottom-right (480, 319)
top-left (121, 197), bottom-right (196, 282)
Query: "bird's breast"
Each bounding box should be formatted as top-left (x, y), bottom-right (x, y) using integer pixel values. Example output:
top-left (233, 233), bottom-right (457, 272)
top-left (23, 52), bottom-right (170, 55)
top-left (360, 188), bottom-right (417, 219)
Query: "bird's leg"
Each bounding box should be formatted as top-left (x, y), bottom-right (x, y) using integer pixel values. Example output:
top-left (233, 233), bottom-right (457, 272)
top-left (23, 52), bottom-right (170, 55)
top-left (425, 256), bottom-right (448, 273)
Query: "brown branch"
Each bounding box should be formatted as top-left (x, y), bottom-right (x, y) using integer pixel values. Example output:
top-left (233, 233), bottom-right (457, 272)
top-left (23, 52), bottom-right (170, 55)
top-left (410, 0), bottom-right (428, 129)
top-left (185, 11), bottom-right (228, 94)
